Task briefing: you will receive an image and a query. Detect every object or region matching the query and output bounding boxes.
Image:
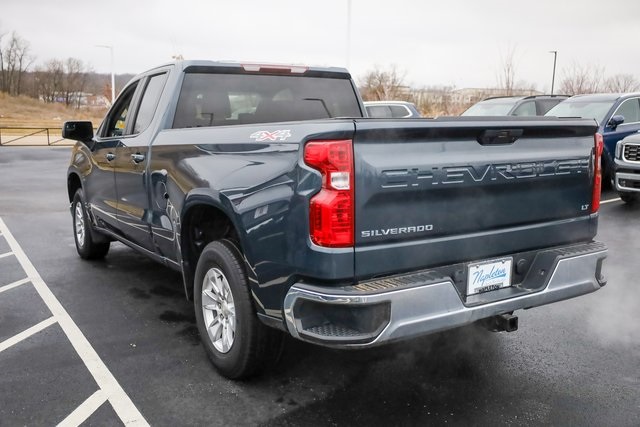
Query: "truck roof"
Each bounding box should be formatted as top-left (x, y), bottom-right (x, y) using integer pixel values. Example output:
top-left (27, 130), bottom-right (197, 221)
top-left (145, 59), bottom-right (351, 78)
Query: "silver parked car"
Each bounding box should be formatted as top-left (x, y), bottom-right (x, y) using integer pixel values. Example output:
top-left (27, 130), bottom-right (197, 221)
top-left (462, 95), bottom-right (568, 117)
top-left (364, 101), bottom-right (421, 118)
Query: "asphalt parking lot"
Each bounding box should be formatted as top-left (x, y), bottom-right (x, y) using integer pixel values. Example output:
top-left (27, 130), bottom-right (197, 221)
top-left (1, 146), bottom-right (639, 426)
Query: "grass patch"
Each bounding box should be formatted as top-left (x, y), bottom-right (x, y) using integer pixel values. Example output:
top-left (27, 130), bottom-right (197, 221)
top-left (0, 92), bottom-right (107, 129)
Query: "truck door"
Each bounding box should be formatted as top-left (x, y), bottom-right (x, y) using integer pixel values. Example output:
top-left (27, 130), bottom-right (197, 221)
top-left (86, 82), bottom-right (140, 233)
top-left (114, 72), bottom-right (168, 253)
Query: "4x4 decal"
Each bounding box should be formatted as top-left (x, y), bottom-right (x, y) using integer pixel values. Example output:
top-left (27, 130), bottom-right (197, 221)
top-left (249, 130), bottom-right (292, 142)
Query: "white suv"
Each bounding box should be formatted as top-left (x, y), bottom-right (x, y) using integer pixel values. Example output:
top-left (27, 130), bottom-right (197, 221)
top-left (614, 132), bottom-right (640, 204)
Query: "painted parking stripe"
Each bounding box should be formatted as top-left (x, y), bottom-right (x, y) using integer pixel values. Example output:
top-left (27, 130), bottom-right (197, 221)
top-left (0, 218), bottom-right (149, 426)
top-left (0, 316), bottom-right (56, 352)
top-left (0, 277), bottom-right (30, 294)
top-left (601, 197), bottom-right (621, 205)
top-left (0, 251), bottom-right (13, 259)
top-left (57, 389), bottom-right (108, 427)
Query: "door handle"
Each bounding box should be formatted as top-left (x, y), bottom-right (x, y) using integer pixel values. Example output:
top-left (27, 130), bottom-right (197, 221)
top-left (105, 152), bottom-right (115, 161)
top-left (131, 153), bottom-right (145, 163)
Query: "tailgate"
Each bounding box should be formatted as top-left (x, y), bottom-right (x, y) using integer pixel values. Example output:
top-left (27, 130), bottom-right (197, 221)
top-left (353, 117), bottom-right (599, 279)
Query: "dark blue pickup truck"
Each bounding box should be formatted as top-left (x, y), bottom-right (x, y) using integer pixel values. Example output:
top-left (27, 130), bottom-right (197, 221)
top-left (546, 92), bottom-right (640, 185)
top-left (63, 61), bottom-right (608, 379)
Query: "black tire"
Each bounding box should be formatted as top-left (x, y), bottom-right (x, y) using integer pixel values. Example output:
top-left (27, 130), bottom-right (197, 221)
top-left (194, 240), bottom-right (281, 379)
top-left (602, 157), bottom-right (614, 190)
top-left (72, 189), bottom-right (110, 260)
top-left (619, 192), bottom-right (638, 205)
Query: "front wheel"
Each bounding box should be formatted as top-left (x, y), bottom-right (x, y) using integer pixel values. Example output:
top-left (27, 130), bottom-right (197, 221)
top-left (619, 192), bottom-right (638, 205)
top-left (72, 189), bottom-right (110, 259)
top-left (194, 240), bottom-right (281, 379)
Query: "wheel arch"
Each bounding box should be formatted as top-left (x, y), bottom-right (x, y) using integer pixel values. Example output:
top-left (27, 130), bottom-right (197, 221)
top-left (179, 190), bottom-right (256, 301)
top-left (67, 172), bottom-right (82, 203)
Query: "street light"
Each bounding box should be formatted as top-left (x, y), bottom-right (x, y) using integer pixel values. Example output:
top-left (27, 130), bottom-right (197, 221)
top-left (549, 50), bottom-right (558, 95)
top-left (346, 0), bottom-right (352, 69)
top-left (96, 45), bottom-right (115, 104)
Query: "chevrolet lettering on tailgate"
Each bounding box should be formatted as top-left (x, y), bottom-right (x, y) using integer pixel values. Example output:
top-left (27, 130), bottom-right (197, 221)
top-left (381, 158), bottom-right (590, 188)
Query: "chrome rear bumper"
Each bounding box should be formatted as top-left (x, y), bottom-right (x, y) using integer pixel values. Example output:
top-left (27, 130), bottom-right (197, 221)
top-left (283, 242), bottom-right (607, 347)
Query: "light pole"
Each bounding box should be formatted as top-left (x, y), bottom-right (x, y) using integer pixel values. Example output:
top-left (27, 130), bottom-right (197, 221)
top-left (549, 50), bottom-right (557, 95)
top-left (96, 45), bottom-right (115, 104)
top-left (346, 0), bottom-right (352, 69)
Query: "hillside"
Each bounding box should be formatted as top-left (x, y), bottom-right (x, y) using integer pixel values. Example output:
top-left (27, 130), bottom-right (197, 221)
top-left (0, 93), bottom-right (108, 129)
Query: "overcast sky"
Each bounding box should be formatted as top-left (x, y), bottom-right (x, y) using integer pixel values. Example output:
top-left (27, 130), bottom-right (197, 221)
top-left (2, 0), bottom-right (639, 91)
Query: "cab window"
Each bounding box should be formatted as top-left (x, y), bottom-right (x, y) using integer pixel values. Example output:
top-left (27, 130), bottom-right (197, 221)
top-left (103, 83), bottom-right (138, 138)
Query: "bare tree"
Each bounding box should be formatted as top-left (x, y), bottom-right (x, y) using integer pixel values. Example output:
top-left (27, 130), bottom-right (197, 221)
top-left (604, 74), bottom-right (640, 93)
top-left (559, 63), bottom-right (604, 95)
top-left (0, 31), bottom-right (33, 95)
top-left (35, 59), bottom-right (64, 103)
top-left (496, 47), bottom-right (517, 96)
top-left (358, 66), bottom-right (411, 101)
top-left (62, 57), bottom-right (89, 108)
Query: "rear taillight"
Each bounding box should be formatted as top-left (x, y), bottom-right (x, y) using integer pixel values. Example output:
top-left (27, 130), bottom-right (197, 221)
top-left (592, 133), bottom-right (604, 213)
top-left (304, 139), bottom-right (354, 247)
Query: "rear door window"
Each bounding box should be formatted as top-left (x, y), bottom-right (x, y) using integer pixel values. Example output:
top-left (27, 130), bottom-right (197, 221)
top-left (536, 99), bottom-right (564, 115)
top-left (366, 105), bottom-right (392, 118)
top-left (512, 101), bottom-right (536, 116)
top-left (390, 105), bottom-right (411, 118)
top-left (133, 73), bottom-right (168, 134)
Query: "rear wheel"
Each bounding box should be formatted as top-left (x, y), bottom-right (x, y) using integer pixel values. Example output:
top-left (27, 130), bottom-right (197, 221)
top-left (194, 240), bottom-right (281, 379)
top-left (72, 189), bottom-right (110, 259)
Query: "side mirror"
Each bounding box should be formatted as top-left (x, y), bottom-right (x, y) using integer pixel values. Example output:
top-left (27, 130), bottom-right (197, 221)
top-left (608, 115), bottom-right (625, 130)
top-left (62, 121), bottom-right (94, 143)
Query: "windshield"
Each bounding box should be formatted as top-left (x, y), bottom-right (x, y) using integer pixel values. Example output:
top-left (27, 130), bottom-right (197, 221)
top-left (461, 99), bottom-right (520, 116)
top-left (545, 99), bottom-right (613, 124)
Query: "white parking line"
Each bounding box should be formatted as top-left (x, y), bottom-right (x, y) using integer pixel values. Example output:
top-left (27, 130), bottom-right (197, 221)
top-left (601, 197), bottom-right (622, 205)
top-left (0, 316), bottom-right (56, 352)
top-left (57, 389), bottom-right (108, 427)
top-left (0, 251), bottom-right (13, 259)
top-left (0, 218), bottom-right (149, 426)
top-left (0, 277), bottom-right (30, 294)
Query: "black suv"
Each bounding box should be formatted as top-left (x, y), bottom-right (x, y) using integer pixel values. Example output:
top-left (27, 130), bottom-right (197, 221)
top-left (462, 95), bottom-right (568, 117)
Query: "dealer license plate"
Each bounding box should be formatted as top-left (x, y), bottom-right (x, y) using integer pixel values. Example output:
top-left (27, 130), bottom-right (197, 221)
top-left (467, 257), bottom-right (513, 296)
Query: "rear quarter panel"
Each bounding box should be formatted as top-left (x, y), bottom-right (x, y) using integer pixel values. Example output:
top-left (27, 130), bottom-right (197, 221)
top-left (148, 121), bottom-right (356, 313)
